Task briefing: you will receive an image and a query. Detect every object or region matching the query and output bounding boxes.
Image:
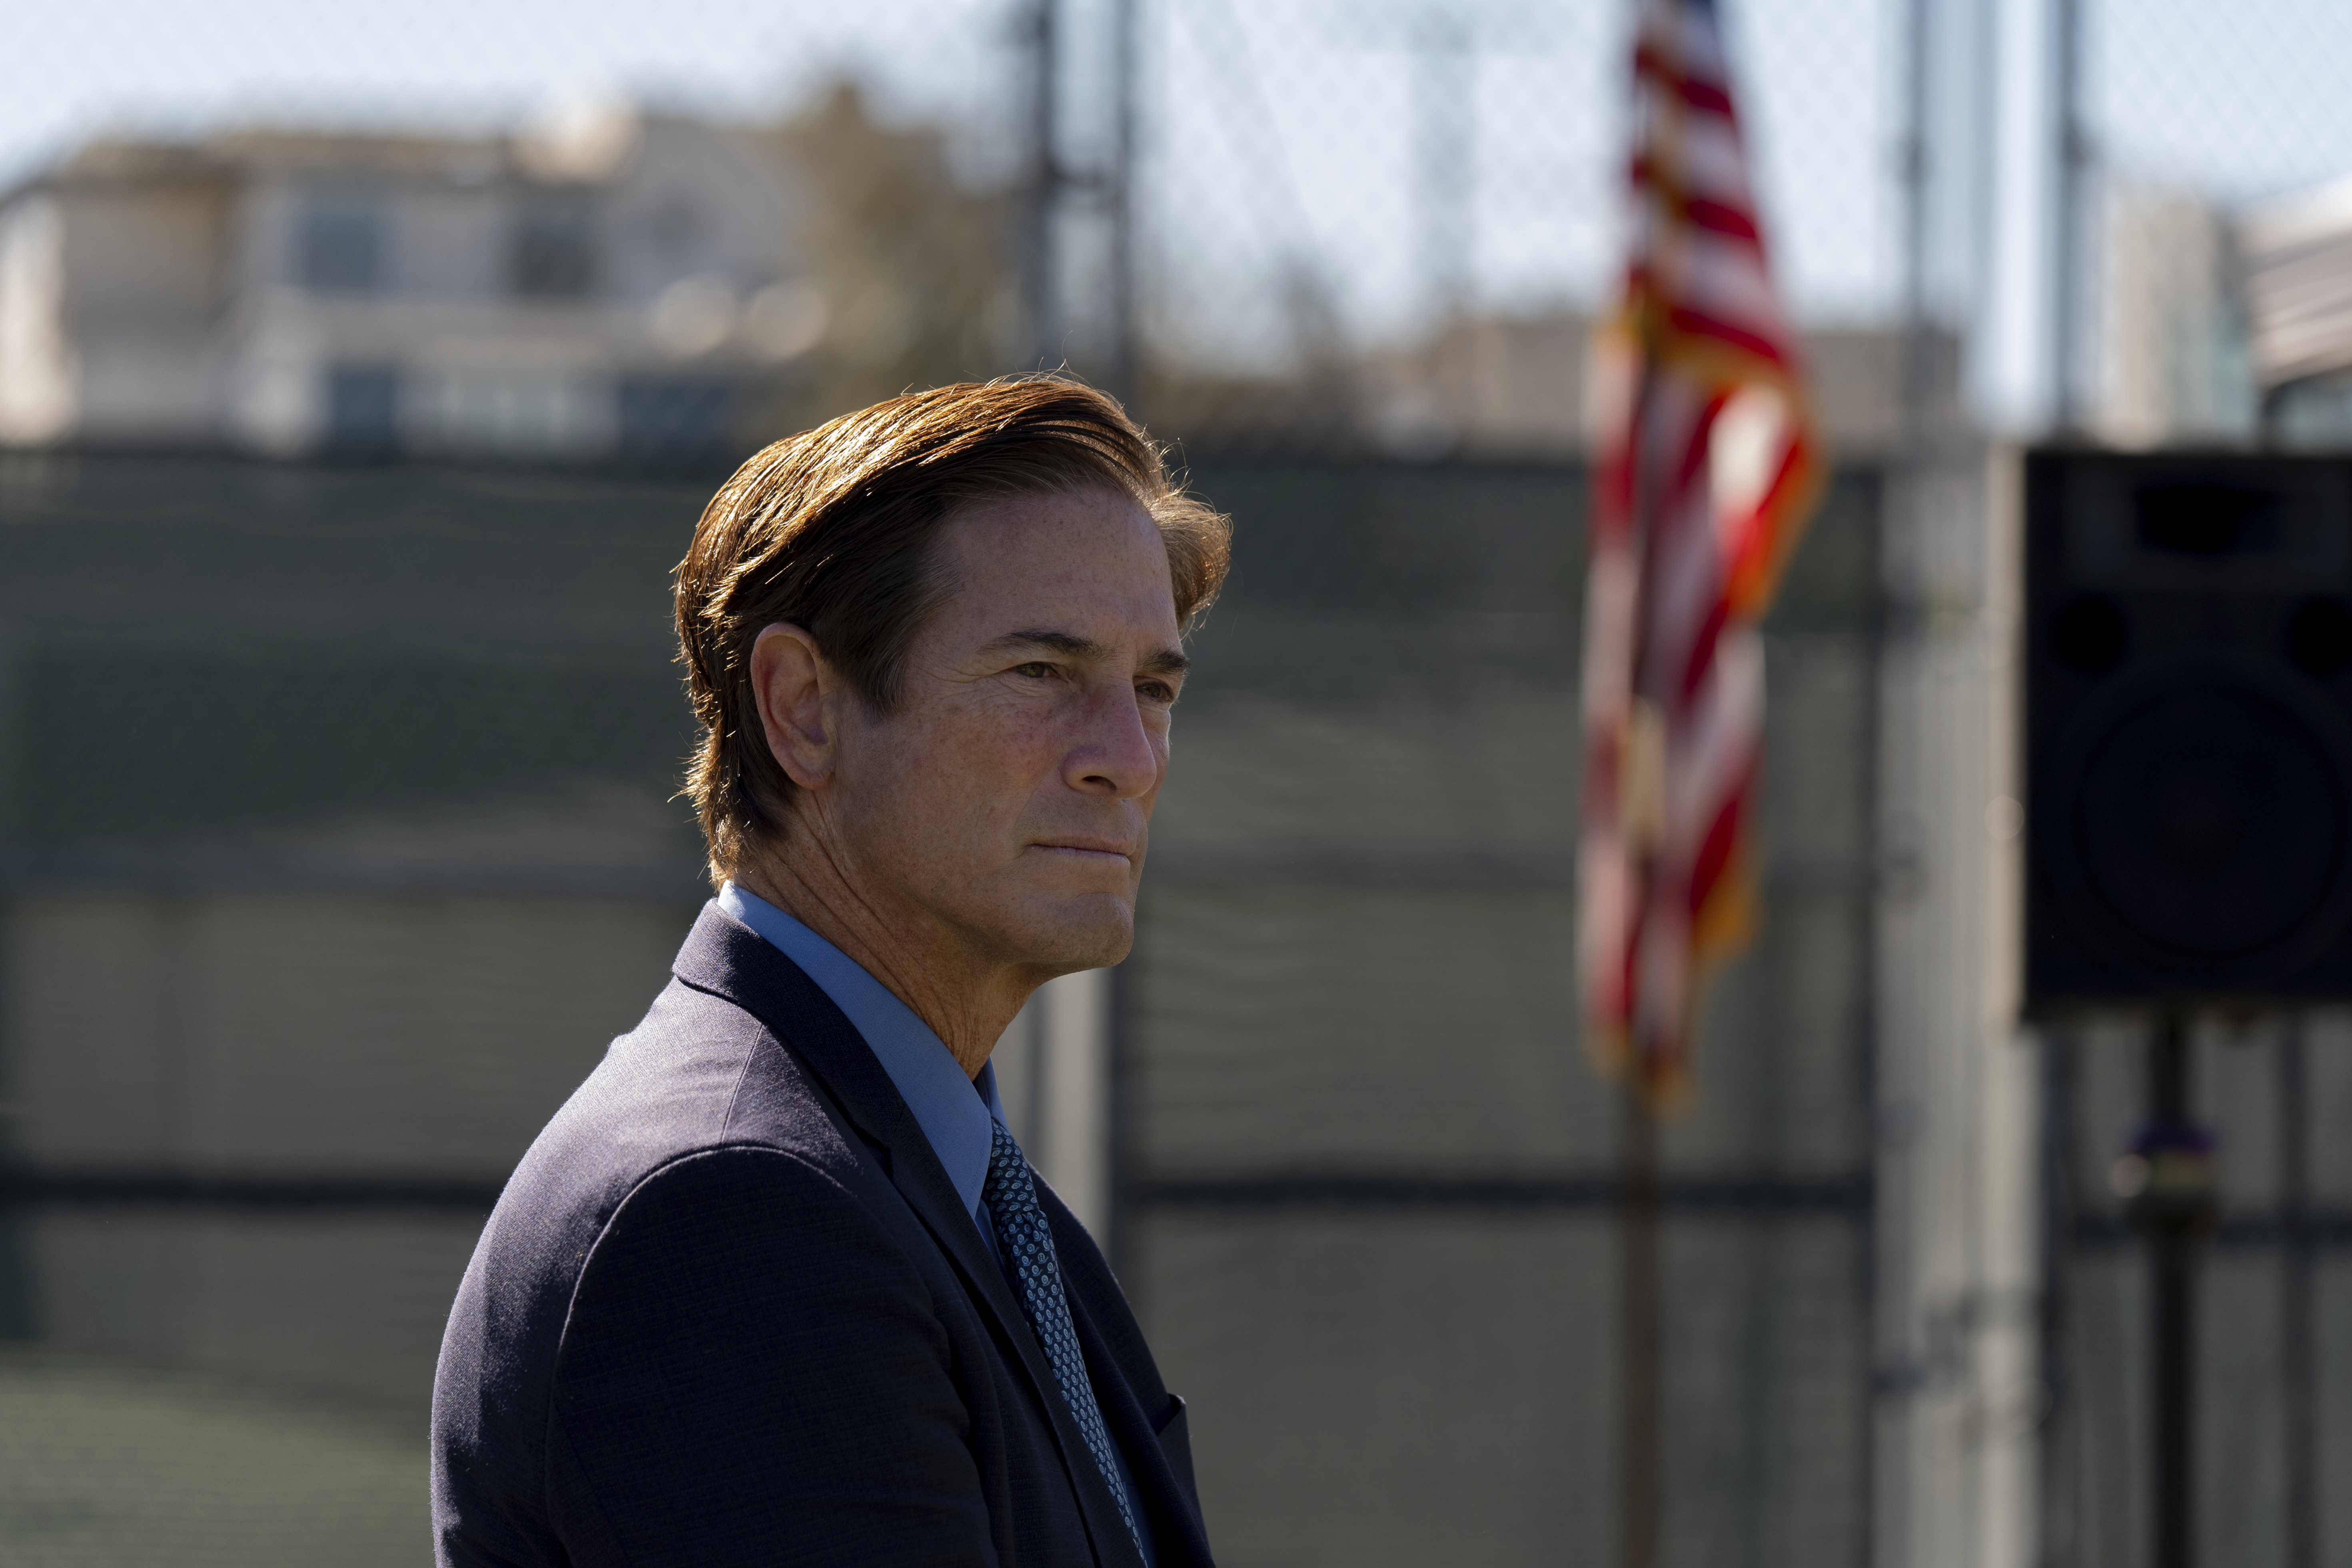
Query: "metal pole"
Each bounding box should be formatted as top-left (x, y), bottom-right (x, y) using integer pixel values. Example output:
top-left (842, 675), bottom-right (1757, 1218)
top-left (1105, 957), bottom-right (1135, 1286)
top-left (1857, 529), bottom-right (1887, 1568)
top-left (0, 623), bottom-right (32, 1339)
top-left (1414, 12), bottom-right (1472, 435)
top-left (1616, 307), bottom-right (1667, 1568)
top-left (2278, 1015), bottom-right (2316, 1568)
top-left (1024, 0), bottom-right (1060, 371)
top-left (1873, 2), bottom-right (1931, 1558)
top-left (1106, 0), bottom-right (1139, 409)
top-left (1615, 49), bottom-right (1667, 1542)
top-left (2036, 1023), bottom-right (2076, 1568)
top-left (2148, 1014), bottom-right (2194, 1568)
top-left (2050, 0), bottom-right (2086, 435)
top-left (1900, 0), bottom-right (1934, 449)
top-left (1621, 1083), bottom-right (1661, 1568)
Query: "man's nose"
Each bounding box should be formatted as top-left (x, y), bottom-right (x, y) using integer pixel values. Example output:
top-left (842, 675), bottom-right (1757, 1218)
top-left (1065, 683), bottom-right (1161, 799)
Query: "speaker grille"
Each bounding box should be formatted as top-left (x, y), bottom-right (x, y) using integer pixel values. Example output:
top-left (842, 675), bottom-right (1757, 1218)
top-left (2025, 451), bottom-right (2352, 1005)
top-left (2050, 662), bottom-right (2352, 983)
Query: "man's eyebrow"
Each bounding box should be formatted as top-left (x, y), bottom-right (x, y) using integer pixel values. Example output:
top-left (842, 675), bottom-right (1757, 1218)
top-left (984, 628), bottom-right (1191, 678)
top-left (984, 628), bottom-right (1106, 660)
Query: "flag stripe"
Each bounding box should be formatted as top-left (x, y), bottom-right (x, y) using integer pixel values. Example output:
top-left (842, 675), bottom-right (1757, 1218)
top-left (1579, 0), bottom-right (1825, 1105)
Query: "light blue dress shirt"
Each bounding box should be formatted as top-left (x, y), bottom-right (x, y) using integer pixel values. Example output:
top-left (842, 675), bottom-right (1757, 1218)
top-left (714, 883), bottom-right (1154, 1561)
top-left (718, 880), bottom-right (1005, 1244)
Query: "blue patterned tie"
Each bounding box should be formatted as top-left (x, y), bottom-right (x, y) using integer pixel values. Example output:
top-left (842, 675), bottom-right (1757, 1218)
top-left (981, 1117), bottom-right (1144, 1561)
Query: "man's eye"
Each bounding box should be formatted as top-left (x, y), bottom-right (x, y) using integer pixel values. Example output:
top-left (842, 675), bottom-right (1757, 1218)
top-left (1138, 680), bottom-right (1176, 703)
top-left (1012, 661), bottom-right (1056, 679)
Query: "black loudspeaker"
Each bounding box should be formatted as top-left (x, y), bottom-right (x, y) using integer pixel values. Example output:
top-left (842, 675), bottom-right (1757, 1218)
top-left (2025, 450), bottom-right (2352, 1007)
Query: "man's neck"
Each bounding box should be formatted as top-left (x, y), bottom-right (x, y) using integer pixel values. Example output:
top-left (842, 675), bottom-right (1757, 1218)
top-left (733, 840), bottom-right (1034, 1079)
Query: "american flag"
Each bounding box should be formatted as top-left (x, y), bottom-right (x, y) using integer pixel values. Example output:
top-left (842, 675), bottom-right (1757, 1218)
top-left (1578, 0), bottom-right (1823, 1105)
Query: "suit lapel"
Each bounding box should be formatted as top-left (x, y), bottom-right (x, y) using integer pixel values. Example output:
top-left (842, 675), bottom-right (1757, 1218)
top-left (1065, 1299), bottom-right (1214, 1568)
top-left (1043, 1191), bottom-right (1217, 1568)
top-left (672, 903), bottom-right (1146, 1568)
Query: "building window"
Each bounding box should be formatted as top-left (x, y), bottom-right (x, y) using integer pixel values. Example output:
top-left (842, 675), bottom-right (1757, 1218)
top-left (324, 364), bottom-right (400, 455)
top-left (511, 198), bottom-right (596, 298)
top-left (300, 199), bottom-right (386, 293)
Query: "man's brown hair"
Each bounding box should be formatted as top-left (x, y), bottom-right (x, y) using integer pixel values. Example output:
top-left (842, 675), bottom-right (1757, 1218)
top-left (675, 375), bottom-right (1231, 886)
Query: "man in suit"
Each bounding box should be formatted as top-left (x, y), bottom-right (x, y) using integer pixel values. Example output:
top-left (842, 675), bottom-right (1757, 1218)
top-left (431, 376), bottom-right (1230, 1567)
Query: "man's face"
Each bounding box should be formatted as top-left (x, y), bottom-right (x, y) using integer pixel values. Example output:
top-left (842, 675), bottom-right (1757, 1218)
top-left (822, 487), bottom-right (1186, 975)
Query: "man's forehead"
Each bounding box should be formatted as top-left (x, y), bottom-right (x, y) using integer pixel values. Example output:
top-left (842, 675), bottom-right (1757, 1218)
top-left (934, 493), bottom-right (1178, 629)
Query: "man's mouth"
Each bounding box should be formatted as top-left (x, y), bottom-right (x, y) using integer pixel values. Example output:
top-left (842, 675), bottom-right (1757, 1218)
top-left (1033, 840), bottom-right (1134, 865)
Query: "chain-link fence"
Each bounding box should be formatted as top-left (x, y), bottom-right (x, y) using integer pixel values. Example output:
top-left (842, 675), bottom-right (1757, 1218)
top-left (1122, 458), bottom-right (1879, 1566)
top-left (0, 0), bottom-right (1904, 466)
top-left (0, 443), bottom-right (1881, 1568)
top-left (9, 2), bottom-right (2352, 1566)
top-left (2022, 9), bottom-right (2352, 1568)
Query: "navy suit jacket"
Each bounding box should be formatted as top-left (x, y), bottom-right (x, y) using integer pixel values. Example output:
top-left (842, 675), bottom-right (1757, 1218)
top-left (431, 902), bottom-right (1212, 1568)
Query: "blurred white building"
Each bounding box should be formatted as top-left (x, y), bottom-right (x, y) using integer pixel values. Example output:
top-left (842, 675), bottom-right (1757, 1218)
top-left (1328, 309), bottom-right (1966, 461)
top-left (2089, 182), bottom-right (2256, 448)
top-left (2238, 172), bottom-right (2352, 445)
top-left (0, 100), bottom-right (826, 460)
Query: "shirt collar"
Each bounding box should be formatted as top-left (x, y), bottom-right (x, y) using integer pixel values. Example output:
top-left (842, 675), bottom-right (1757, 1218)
top-left (717, 881), bottom-right (1003, 1226)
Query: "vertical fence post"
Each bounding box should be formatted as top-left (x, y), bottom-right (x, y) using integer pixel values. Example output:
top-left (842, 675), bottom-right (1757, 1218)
top-left (2148, 1013), bottom-right (2195, 1568)
top-left (1621, 1085), bottom-right (1661, 1568)
top-left (2050, 0), bottom-right (2088, 435)
top-left (2278, 1015), bottom-right (2316, 1568)
top-left (1859, 486), bottom-right (1889, 1568)
top-left (1035, 967), bottom-right (1115, 1247)
top-left (1106, 0), bottom-right (1139, 409)
top-left (2037, 1022), bottom-right (2075, 1568)
top-left (1880, 0), bottom-right (1931, 1546)
top-left (1023, 0), bottom-right (1060, 371)
top-left (0, 616), bottom-right (32, 1339)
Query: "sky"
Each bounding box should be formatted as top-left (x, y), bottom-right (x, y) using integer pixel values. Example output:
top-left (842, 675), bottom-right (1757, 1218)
top-left (10, 0), bottom-right (2352, 430)
top-left (0, 0), bottom-right (1891, 345)
top-left (1975, 0), bottom-right (2352, 427)
top-left (2, 0), bottom-right (1004, 166)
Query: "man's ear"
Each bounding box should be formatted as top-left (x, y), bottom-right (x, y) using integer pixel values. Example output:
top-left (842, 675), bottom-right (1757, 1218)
top-left (750, 623), bottom-right (841, 789)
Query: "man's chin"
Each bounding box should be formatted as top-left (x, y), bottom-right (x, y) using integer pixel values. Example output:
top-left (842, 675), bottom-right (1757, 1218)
top-left (998, 892), bottom-right (1133, 972)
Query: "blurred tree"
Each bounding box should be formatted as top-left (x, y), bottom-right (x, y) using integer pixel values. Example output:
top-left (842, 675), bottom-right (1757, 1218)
top-left (747, 79), bottom-right (1016, 439)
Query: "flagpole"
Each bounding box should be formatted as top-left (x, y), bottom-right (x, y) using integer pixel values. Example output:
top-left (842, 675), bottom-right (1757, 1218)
top-left (1589, 4), bottom-right (1824, 1560)
top-left (1621, 1080), bottom-right (1661, 1568)
top-left (1617, 326), bottom-right (1665, 1568)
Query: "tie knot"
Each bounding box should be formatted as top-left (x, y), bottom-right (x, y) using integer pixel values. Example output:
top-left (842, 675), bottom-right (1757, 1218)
top-left (983, 1118), bottom-right (1034, 1215)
